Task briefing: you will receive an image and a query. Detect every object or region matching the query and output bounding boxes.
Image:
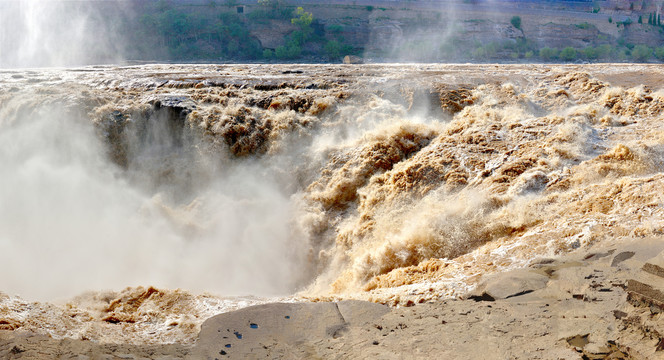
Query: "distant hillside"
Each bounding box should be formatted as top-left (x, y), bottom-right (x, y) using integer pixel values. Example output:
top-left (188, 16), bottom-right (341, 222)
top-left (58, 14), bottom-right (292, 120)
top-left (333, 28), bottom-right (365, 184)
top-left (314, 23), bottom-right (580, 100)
top-left (16, 0), bottom-right (658, 63)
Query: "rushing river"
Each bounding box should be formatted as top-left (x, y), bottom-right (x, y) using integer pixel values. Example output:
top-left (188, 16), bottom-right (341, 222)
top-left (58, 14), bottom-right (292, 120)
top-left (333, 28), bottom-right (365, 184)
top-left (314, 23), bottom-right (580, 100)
top-left (1, 63), bottom-right (664, 344)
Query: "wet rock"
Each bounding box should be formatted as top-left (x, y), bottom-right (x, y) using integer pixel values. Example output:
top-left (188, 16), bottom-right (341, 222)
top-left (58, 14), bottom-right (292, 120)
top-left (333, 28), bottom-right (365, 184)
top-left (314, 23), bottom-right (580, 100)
top-left (642, 250), bottom-right (664, 278)
top-left (466, 269), bottom-right (549, 301)
top-left (148, 95), bottom-right (197, 122)
top-left (612, 310), bottom-right (628, 319)
top-left (0, 319), bottom-right (22, 331)
top-left (530, 258), bottom-right (557, 266)
top-left (610, 251), bottom-right (635, 267)
top-left (627, 279), bottom-right (664, 304)
top-left (583, 251), bottom-right (614, 261)
top-left (9, 345), bottom-right (24, 354)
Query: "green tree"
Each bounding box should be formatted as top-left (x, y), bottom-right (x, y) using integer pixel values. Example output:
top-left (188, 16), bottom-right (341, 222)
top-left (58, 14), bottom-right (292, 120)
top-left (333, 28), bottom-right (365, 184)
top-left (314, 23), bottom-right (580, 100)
top-left (510, 16), bottom-right (522, 30)
top-left (291, 7), bottom-right (313, 30)
top-left (290, 7), bottom-right (313, 45)
top-left (638, 15), bottom-right (643, 24)
top-left (560, 47), bottom-right (577, 61)
top-left (609, 17), bottom-right (612, 23)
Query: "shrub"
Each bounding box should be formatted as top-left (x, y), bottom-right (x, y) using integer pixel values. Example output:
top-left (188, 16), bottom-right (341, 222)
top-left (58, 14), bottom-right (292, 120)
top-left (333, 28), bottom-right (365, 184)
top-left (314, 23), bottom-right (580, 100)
top-left (274, 43), bottom-right (301, 59)
top-left (262, 49), bottom-right (274, 59)
top-left (286, 43), bottom-right (301, 58)
top-left (324, 40), bottom-right (342, 59)
top-left (515, 37), bottom-right (536, 53)
top-left (472, 47), bottom-right (488, 59)
top-left (510, 16), bottom-right (522, 30)
top-left (539, 47), bottom-right (558, 60)
top-left (582, 46), bottom-right (599, 60)
top-left (609, 17), bottom-right (612, 23)
top-left (654, 46), bottom-right (664, 60)
top-left (617, 49), bottom-right (629, 61)
top-left (560, 47), bottom-right (577, 61)
top-left (632, 45), bottom-right (652, 61)
top-left (596, 44), bottom-right (612, 59)
top-left (257, 0), bottom-right (292, 19)
top-left (275, 45), bottom-right (288, 59)
top-left (289, 30), bottom-right (309, 46)
top-left (472, 43), bottom-right (498, 59)
top-left (327, 24), bottom-right (344, 33)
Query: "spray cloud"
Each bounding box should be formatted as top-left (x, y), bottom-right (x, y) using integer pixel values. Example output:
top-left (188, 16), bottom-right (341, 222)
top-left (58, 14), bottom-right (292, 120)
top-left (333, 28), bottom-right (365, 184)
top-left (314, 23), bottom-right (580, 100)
top-left (0, 0), bottom-right (129, 67)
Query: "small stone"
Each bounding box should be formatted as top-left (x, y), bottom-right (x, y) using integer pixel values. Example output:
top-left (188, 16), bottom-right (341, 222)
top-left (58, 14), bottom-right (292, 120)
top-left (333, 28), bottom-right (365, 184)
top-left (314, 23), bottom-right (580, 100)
top-left (613, 310), bottom-right (628, 319)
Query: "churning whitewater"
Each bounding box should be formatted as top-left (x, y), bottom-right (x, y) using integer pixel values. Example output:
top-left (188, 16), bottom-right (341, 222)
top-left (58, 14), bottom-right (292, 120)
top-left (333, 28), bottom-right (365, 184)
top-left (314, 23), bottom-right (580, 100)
top-left (2, 63), bottom-right (664, 344)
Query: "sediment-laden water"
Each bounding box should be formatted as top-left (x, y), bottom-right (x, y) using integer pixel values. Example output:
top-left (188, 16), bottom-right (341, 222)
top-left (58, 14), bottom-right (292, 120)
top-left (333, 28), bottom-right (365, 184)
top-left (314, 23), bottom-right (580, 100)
top-left (1, 64), bottom-right (664, 344)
